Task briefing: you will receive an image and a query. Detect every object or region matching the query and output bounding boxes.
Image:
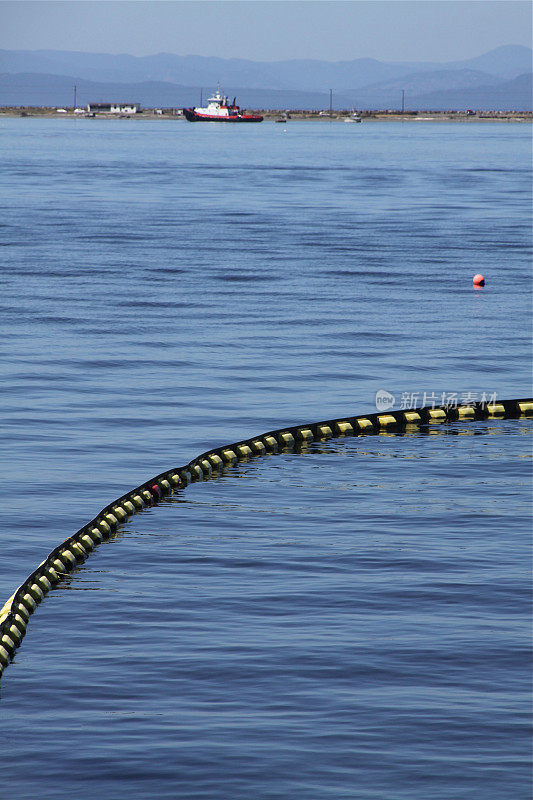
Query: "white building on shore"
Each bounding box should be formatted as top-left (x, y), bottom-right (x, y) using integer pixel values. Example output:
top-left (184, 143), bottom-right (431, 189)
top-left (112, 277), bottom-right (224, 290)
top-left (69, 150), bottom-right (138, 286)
top-left (87, 102), bottom-right (141, 114)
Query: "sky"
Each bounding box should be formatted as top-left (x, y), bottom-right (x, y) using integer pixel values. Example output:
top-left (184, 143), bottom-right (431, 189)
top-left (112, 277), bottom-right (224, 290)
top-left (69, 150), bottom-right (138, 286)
top-left (1, 1), bottom-right (531, 63)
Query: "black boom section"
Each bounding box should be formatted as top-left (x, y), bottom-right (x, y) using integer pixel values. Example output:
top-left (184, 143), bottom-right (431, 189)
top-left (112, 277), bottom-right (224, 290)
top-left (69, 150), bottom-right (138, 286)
top-left (1, 397), bottom-right (531, 677)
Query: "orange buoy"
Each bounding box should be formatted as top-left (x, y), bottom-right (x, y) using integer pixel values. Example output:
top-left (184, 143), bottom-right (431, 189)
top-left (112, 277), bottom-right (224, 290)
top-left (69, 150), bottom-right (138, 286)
top-left (473, 273), bottom-right (485, 287)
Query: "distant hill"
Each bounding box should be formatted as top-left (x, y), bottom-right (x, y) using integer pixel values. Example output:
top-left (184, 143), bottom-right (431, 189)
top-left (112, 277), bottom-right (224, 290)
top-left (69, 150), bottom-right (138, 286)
top-left (353, 68), bottom-right (533, 110)
top-left (0, 45), bottom-right (531, 110)
top-left (0, 73), bottom-right (345, 111)
top-left (412, 73), bottom-right (533, 112)
top-left (0, 44), bottom-right (531, 89)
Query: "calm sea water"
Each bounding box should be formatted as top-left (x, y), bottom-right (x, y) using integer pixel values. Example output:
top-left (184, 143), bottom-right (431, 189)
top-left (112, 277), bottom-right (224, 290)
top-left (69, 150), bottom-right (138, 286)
top-left (0, 118), bottom-right (531, 799)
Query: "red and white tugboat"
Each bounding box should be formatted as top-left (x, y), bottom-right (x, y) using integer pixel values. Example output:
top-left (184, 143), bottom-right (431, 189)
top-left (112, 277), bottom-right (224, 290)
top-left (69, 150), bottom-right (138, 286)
top-left (183, 85), bottom-right (263, 123)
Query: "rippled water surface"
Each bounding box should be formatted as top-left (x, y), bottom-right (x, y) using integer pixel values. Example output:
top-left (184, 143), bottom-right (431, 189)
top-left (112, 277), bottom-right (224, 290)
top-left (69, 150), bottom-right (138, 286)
top-left (0, 118), bottom-right (531, 799)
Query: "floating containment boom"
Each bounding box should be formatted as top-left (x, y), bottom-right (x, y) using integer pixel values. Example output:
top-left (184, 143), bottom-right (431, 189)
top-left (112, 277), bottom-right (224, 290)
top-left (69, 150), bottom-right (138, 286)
top-left (1, 398), bottom-right (531, 678)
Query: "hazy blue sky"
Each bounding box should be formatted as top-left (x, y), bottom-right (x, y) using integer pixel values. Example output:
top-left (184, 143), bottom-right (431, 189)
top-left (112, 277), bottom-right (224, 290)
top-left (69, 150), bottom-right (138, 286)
top-left (1, 1), bottom-right (531, 62)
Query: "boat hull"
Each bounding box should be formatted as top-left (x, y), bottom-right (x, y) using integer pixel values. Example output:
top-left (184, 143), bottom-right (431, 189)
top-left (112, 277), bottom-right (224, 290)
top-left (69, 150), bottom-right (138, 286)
top-left (183, 109), bottom-right (263, 123)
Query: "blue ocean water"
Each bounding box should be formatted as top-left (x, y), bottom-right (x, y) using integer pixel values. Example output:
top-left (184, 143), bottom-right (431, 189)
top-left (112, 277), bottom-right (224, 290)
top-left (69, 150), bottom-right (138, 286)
top-left (0, 118), bottom-right (531, 799)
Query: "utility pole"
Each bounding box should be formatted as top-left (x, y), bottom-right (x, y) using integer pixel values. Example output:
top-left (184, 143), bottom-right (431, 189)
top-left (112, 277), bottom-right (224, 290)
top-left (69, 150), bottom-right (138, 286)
top-left (74, 84), bottom-right (77, 110)
top-left (329, 88), bottom-right (333, 117)
top-left (401, 89), bottom-right (405, 114)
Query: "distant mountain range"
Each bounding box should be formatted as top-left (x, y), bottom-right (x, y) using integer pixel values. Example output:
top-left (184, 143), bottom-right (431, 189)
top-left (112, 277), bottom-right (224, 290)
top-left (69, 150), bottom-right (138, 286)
top-left (0, 45), bottom-right (531, 110)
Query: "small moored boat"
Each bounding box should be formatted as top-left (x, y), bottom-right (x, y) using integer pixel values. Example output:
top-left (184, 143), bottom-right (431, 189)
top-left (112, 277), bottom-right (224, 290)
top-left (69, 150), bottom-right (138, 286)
top-left (183, 85), bottom-right (263, 123)
top-left (344, 110), bottom-right (362, 123)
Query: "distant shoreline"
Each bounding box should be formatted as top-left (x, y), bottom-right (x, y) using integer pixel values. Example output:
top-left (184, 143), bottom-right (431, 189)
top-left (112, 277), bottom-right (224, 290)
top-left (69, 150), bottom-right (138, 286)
top-left (0, 106), bottom-right (533, 122)
top-left (1, 107), bottom-right (531, 122)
